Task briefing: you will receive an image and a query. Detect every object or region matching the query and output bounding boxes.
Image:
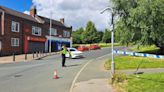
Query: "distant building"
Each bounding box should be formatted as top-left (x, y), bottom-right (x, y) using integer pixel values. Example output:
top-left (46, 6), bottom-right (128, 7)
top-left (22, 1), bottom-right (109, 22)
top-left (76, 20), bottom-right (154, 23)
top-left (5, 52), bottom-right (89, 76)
top-left (0, 5), bottom-right (72, 56)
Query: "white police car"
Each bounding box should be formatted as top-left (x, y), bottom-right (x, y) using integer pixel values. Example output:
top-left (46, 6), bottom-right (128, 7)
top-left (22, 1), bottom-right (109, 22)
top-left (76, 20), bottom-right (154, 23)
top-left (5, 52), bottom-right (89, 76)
top-left (66, 48), bottom-right (83, 58)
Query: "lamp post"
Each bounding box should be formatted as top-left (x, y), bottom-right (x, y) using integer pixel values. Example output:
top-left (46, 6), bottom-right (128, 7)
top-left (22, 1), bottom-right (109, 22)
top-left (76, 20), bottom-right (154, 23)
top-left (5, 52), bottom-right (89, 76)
top-left (101, 7), bottom-right (115, 76)
top-left (70, 37), bottom-right (73, 48)
top-left (49, 12), bottom-right (52, 53)
top-left (59, 35), bottom-right (62, 50)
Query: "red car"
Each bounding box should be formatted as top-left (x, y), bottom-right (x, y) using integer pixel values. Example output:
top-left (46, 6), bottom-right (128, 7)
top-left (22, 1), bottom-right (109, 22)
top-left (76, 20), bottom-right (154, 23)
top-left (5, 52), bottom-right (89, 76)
top-left (89, 45), bottom-right (101, 50)
top-left (77, 46), bottom-right (89, 51)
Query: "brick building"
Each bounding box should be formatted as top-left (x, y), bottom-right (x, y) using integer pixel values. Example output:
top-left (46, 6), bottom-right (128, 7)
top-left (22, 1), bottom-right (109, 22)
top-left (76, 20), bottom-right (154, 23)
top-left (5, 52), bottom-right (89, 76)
top-left (0, 6), bottom-right (72, 56)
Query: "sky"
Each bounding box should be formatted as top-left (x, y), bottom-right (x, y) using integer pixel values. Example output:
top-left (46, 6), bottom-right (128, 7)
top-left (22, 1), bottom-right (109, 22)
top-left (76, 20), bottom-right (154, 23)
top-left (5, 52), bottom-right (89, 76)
top-left (0, 0), bottom-right (112, 31)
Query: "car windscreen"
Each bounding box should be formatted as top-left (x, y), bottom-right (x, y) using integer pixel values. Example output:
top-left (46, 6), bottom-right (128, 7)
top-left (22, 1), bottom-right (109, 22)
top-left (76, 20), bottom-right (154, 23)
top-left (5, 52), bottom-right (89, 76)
top-left (69, 49), bottom-right (76, 51)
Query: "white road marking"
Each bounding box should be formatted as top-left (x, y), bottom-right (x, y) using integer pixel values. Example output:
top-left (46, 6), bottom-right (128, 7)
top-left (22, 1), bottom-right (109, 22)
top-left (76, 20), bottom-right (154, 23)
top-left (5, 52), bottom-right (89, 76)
top-left (69, 53), bottom-right (111, 92)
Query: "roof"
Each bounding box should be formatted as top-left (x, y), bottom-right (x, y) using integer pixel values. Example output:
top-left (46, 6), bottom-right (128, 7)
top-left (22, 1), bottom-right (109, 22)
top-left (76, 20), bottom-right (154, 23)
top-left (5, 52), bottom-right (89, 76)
top-left (38, 16), bottom-right (72, 29)
top-left (0, 6), bottom-right (38, 22)
top-left (0, 6), bottom-right (72, 29)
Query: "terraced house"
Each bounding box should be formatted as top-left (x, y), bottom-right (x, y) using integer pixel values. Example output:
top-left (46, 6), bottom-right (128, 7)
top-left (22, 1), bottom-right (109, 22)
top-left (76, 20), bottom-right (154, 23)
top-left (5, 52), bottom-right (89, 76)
top-left (0, 6), bottom-right (72, 56)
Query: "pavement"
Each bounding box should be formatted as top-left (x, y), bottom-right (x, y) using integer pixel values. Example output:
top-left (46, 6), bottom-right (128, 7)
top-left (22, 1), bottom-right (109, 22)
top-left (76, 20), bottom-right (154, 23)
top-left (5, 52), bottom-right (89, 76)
top-left (0, 52), bottom-right (57, 64)
top-left (73, 79), bottom-right (112, 92)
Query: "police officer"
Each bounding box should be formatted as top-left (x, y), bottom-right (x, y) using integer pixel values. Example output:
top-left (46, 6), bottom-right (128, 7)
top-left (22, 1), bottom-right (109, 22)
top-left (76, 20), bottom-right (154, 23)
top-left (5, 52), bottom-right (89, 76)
top-left (61, 45), bottom-right (67, 67)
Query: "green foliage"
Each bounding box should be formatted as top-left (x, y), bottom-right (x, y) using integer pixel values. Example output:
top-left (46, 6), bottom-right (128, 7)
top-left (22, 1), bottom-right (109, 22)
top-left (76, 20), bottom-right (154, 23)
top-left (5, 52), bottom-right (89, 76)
top-left (97, 31), bottom-right (104, 43)
top-left (112, 0), bottom-right (164, 50)
top-left (72, 27), bottom-right (84, 44)
top-left (110, 73), bottom-right (127, 84)
top-left (73, 21), bottom-right (105, 44)
top-left (82, 21), bottom-right (99, 44)
top-left (102, 29), bottom-right (111, 43)
top-left (105, 56), bottom-right (164, 70)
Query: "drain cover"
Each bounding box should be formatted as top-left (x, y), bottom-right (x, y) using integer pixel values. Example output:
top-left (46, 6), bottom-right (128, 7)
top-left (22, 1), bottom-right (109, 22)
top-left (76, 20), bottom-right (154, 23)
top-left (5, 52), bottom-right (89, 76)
top-left (88, 82), bottom-right (95, 84)
top-left (14, 75), bottom-right (22, 78)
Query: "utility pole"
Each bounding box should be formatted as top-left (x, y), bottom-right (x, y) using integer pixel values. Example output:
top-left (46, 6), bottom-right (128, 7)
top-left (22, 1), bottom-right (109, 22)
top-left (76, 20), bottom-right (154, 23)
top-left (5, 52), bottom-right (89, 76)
top-left (49, 12), bottom-right (52, 53)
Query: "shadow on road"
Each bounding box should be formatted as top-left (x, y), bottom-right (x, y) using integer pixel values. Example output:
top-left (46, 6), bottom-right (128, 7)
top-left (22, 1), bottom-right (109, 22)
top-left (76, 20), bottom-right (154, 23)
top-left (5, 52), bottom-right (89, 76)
top-left (66, 64), bottom-right (81, 67)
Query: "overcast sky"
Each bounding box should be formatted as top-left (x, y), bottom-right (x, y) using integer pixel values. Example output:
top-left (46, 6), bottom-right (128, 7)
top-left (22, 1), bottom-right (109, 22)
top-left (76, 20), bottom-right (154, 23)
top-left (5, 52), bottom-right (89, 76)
top-left (24, 0), bottom-right (112, 31)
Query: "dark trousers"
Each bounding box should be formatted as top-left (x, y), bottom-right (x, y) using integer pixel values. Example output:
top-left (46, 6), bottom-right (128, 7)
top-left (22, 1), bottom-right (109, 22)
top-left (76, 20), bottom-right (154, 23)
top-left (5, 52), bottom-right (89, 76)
top-left (62, 54), bottom-right (66, 66)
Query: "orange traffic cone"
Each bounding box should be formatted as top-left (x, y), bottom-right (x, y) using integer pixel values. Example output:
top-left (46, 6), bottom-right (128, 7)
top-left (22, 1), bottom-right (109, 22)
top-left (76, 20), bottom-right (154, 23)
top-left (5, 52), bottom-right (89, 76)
top-left (53, 69), bottom-right (59, 79)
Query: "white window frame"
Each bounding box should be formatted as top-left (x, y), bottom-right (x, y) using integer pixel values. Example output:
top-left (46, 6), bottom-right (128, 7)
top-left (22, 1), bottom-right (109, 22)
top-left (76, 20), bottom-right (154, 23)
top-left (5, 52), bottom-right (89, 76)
top-left (67, 31), bottom-right (70, 37)
top-left (11, 38), bottom-right (19, 47)
top-left (32, 26), bottom-right (42, 36)
top-left (63, 31), bottom-right (70, 37)
top-left (50, 28), bottom-right (57, 36)
top-left (11, 21), bottom-right (20, 32)
top-left (63, 31), bottom-right (67, 37)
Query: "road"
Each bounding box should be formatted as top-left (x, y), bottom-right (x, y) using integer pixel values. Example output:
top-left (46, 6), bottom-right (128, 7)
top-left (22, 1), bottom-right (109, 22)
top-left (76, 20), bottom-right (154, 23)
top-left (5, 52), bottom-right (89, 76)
top-left (0, 47), bottom-right (122, 92)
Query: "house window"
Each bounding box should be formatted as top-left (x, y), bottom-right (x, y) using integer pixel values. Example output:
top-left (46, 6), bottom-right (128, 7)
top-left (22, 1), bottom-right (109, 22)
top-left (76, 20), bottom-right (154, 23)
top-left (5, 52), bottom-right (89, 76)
top-left (11, 38), bottom-right (19, 47)
top-left (50, 28), bottom-right (57, 36)
top-left (67, 32), bottom-right (70, 37)
top-left (32, 26), bottom-right (42, 36)
top-left (63, 31), bottom-right (70, 37)
top-left (11, 21), bottom-right (20, 32)
top-left (63, 31), bottom-right (67, 37)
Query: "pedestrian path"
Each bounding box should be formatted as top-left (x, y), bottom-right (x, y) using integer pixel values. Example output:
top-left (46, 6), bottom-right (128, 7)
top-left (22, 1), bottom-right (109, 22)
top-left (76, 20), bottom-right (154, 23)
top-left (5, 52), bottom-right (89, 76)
top-left (73, 79), bottom-right (112, 92)
top-left (72, 54), bottom-right (113, 92)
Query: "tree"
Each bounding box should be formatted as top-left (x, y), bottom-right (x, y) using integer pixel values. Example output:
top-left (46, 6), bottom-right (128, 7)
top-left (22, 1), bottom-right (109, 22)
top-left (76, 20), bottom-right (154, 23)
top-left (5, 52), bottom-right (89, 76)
top-left (72, 27), bottom-right (84, 44)
top-left (112, 0), bottom-right (164, 51)
top-left (102, 29), bottom-right (111, 44)
top-left (82, 21), bottom-right (99, 44)
top-left (96, 31), bottom-right (104, 43)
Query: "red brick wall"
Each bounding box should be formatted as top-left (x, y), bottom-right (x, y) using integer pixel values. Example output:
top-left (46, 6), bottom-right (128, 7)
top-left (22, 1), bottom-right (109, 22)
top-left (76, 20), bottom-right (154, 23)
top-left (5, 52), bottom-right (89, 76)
top-left (2, 14), bottom-right (23, 55)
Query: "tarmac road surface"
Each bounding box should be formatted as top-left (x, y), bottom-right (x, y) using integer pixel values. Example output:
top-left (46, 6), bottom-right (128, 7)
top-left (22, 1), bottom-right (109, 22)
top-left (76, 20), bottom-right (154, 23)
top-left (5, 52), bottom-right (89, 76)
top-left (0, 47), bottom-right (124, 92)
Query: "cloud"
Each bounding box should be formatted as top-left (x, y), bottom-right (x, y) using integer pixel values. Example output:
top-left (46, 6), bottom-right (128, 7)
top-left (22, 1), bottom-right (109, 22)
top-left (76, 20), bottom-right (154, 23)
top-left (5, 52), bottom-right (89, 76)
top-left (24, 11), bottom-right (30, 15)
top-left (28, 0), bottom-right (112, 31)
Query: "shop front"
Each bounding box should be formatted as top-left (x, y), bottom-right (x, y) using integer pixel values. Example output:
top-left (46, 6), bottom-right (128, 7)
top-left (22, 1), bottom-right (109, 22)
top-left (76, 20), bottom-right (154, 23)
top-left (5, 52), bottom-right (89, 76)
top-left (24, 36), bottom-right (47, 53)
top-left (45, 36), bottom-right (71, 52)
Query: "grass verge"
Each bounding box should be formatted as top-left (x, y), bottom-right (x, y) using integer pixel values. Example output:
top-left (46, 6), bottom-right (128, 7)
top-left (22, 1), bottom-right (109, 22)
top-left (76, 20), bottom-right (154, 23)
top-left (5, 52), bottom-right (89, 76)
top-left (105, 56), bottom-right (164, 70)
top-left (112, 73), bottom-right (164, 92)
top-left (131, 45), bottom-right (161, 54)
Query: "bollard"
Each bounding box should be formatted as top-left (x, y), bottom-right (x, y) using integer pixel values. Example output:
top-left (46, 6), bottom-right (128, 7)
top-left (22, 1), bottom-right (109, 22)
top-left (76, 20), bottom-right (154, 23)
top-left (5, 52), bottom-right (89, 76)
top-left (32, 52), bottom-right (34, 59)
top-left (36, 52), bottom-right (38, 57)
top-left (39, 51), bottom-right (41, 57)
top-left (41, 51), bottom-right (43, 57)
top-left (13, 53), bottom-right (15, 62)
top-left (43, 51), bottom-right (45, 57)
top-left (25, 53), bottom-right (27, 61)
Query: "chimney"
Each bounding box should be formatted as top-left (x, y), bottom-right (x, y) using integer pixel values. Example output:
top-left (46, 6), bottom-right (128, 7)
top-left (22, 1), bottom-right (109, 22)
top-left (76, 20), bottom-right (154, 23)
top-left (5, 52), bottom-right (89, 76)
top-left (60, 18), bottom-right (65, 24)
top-left (30, 5), bottom-right (37, 17)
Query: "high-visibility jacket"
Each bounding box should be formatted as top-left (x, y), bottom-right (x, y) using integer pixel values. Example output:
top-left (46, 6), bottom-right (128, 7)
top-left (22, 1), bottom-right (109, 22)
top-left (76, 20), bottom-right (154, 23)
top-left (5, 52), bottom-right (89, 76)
top-left (61, 48), bottom-right (67, 55)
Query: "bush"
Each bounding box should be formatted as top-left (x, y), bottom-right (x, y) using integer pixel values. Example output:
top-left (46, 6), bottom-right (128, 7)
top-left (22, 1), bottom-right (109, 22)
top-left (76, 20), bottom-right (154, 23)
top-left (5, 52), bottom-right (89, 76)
top-left (110, 73), bottom-right (127, 84)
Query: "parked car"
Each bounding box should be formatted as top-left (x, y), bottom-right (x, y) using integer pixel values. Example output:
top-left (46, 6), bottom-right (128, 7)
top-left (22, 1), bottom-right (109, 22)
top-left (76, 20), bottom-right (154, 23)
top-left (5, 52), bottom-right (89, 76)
top-left (77, 46), bottom-right (89, 51)
top-left (89, 44), bottom-right (101, 50)
top-left (66, 48), bottom-right (83, 58)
